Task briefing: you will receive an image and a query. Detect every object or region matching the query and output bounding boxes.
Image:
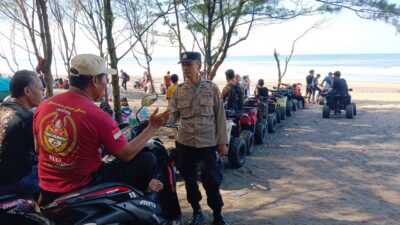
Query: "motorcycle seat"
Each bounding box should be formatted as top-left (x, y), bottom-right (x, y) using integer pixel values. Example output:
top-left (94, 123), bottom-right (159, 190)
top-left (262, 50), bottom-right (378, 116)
top-left (0, 193), bottom-right (20, 202)
top-left (43, 182), bottom-right (140, 209)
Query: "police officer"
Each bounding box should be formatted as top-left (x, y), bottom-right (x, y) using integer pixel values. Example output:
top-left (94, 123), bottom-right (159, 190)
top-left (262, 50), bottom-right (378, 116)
top-left (169, 52), bottom-right (229, 225)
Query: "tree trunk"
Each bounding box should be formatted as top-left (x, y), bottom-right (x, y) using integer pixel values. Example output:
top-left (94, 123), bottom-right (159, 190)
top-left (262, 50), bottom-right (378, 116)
top-left (274, 49), bottom-right (282, 89)
top-left (37, 0), bottom-right (53, 97)
top-left (104, 0), bottom-right (122, 123)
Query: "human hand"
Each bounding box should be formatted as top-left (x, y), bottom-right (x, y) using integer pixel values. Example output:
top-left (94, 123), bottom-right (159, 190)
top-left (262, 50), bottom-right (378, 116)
top-left (148, 107), bottom-right (172, 129)
top-left (147, 179), bottom-right (164, 192)
top-left (217, 144), bottom-right (228, 156)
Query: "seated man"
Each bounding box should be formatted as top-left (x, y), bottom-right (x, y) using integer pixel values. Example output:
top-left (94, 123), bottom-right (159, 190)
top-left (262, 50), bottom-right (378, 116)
top-left (33, 54), bottom-right (171, 204)
top-left (327, 71), bottom-right (350, 109)
top-left (221, 69), bottom-right (243, 113)
top-left (0, 70), bottom-right (44, 197)
top-left (254, 79), bottom-right (268, 98)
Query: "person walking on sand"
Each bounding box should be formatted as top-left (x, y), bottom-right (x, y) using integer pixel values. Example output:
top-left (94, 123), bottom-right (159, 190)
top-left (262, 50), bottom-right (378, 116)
top-left (120, 69), bottom-right (129, 91)
top-left (305, 69), bottom-right (314, 103)
top-left (169, 51), bottom-right (230, 225)
top-left (311, 73), bottom-right (321, 104)
top-left (164, 71), bottom-right (172, 89)
top-left (166, 74), bottom-right (179, 139)
top-left (166, 74), bottom-right (179, 104)
top-left (242, 75), bottom-right (251, 97)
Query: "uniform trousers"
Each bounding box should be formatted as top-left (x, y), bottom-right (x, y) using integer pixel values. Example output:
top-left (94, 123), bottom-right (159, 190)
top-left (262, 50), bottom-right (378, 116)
top-left (176, 142), bottom-right (223, 211)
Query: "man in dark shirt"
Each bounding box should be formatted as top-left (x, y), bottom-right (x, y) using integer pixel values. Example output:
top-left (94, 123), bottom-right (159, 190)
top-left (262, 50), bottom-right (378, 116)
top-left (327, 71), bottom-right (350, 110)
top-left (222, 69), bottom-right (244, 113)
top-left (331, 71), bottom-right (348, 94)
top-left (120, 69), bottom-right (129, 91)
top-left (254, 79), bottom-right (268, 98)
top-left (0, 70), bottom-right (44, 197)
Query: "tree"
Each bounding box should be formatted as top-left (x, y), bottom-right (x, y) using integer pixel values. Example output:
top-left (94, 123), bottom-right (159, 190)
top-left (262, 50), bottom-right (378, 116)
top-left (162, 0), bottom-right (313, 80)
top-left (274, 20), bottom-right (327, 88)
top-left (36, 0), bottom-right (54, 97)
top-left (316, 0), bottom-right (400, 32)
top-left (119, 0), bottom-right (173, 93)
top-left (76, 0), bottom-right (107, 58)
top-left (0, 0), bottom-right (54, 96)
top-left (49, 0), bottom-right (78, 77)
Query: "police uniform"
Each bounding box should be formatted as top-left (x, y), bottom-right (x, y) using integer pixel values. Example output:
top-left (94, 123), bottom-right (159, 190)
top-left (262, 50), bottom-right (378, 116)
top-left (170, 76), bottom-right (227, 214)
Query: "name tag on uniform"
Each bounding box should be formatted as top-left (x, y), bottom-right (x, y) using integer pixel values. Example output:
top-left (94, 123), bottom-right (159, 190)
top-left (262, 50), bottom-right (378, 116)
top-left (200, 98), bottom-right (212, 105)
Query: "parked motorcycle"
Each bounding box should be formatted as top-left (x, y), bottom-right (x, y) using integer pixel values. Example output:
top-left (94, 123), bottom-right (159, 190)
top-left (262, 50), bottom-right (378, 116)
top-left (0, 94), bottom-right (180, 225)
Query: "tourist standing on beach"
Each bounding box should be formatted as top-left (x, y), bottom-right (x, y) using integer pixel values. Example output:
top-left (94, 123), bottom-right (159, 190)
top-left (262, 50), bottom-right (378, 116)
top-left (305, 69), bottom-right (315, 103)
top-left (311, 73), bottom-right (321, 104)
top-left (120, 69), bottom-right (129, 91)
top-left (169, 51), bottom-right (229, 225)
top-left (164, 71), bottom-right (171, 89)
top-left (321, 72), bottom-right (333, 88)
top-left (166, 74), bottom-right (179, 139)
top-left (242, 75), bottom-right (251, 97)
top-left (166, 74), bottom-right (179, 104)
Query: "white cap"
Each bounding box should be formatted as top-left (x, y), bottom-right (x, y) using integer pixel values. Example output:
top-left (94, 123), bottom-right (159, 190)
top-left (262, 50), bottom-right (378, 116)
top-left (70, 54), bottom-right (117, 76)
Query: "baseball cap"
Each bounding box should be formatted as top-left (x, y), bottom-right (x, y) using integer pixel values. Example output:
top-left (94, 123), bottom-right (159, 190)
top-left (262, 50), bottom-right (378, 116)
top-left (70, 54), bottom-right (117, 76)
top-left (178, 51), bottom-right (202, 64)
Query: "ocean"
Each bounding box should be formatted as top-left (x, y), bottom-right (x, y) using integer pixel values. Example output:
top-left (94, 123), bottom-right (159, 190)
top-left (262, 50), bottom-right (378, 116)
top-left (118, 53), bottom-right (400, 82)
top-left (1, 53), bottom-right (399, 82)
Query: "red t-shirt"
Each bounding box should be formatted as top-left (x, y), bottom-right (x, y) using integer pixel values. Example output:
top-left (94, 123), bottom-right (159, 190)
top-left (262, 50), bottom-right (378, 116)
top-left (164, 75), bottom-right (171, 86)
top-left (33, 91), bottom-right (128, 193)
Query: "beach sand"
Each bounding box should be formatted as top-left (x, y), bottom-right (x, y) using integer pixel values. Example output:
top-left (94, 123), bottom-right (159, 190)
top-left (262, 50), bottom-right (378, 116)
top-left (58, 78), bottom-right (400, 224)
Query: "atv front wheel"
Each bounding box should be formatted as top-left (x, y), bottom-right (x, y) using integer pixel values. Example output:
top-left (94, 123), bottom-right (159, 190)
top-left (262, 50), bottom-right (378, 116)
top-left (286, 101), bottom-right (292, 117)
top-left (254, 122), bottom-right (267, 144)
top-left (346, 104), bottom-right (354, 119)
top-left (240, 130), bottom-right (254, 155)
top-left (268, 114), bottom-right (277, 133)
top-left (351, 103), bottom-right (357, 116)
top-left (322, 105), bottom-right (330, 118)
top-left (228, 137), bottom-right (246, 169)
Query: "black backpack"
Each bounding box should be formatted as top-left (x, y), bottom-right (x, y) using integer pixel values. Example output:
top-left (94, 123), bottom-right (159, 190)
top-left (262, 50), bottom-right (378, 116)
top-left (226, 83), bottom-right (243, 112)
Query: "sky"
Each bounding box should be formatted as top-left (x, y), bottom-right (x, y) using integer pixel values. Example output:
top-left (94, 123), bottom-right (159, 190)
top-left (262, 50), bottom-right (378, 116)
top-left (150, 9), bottom-right (400, 57)
top-left (228, 10), bottom-right (400, 56)
top-left (0, 3), bottom-right (400, 75)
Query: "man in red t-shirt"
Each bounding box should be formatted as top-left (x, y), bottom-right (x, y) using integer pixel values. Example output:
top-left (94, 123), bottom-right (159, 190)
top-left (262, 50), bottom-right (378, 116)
top-left (34, 54), bottom-right (171, 203)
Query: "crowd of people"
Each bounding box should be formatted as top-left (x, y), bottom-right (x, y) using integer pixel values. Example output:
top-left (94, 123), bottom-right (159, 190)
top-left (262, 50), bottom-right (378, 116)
top-left (305, 69), bottom-right (349, 104)
top-left (0, 50), bottom-right (352, 225)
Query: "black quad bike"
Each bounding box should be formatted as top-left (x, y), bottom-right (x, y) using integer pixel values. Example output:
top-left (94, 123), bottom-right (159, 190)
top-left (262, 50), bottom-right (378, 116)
top-left (0, 94), bottom-right (180, 225)
top-left (321, 90), bottom-right (357, 119)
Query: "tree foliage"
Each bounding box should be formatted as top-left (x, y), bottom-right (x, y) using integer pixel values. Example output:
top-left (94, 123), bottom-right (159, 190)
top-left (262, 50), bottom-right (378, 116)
top-left (316, 0), bottom-right (400, 32)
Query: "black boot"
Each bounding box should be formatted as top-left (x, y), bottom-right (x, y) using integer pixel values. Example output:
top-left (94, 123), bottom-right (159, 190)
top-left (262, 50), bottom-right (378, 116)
top-left (213, 211), bottom-right (230, 225)
top-left (188, 210), bottom-right (204, 225)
